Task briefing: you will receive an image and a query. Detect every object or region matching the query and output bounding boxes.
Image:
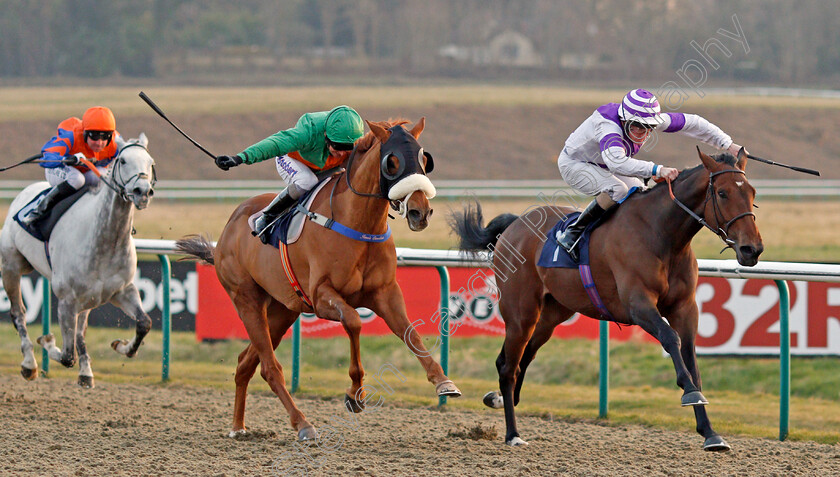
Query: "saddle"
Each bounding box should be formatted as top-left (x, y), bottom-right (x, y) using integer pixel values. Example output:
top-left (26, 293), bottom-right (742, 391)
top-left (14, 185), bottom-right (89, 242)
top-left (247, 168), bottom-right (344, 249)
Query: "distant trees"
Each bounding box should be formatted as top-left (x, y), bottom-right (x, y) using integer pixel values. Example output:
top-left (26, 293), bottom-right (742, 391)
top-left (0, 0), bottom-right (838, 84)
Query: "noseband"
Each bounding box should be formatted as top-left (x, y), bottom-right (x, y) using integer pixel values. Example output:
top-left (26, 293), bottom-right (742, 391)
top-left (105, 143), bottom-right (157, 202)
top-left (667, 169), bottom-right (755, 249)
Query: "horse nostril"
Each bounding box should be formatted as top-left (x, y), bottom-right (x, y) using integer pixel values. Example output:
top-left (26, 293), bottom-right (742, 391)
top-left (133, 187), bottom-right (142, 196)
top-left (148, 189), bottom-right (155, 197)
top-left (408, 209), bottom-right (422, 222)
top-left (739, 245), bottom-right (756, 257)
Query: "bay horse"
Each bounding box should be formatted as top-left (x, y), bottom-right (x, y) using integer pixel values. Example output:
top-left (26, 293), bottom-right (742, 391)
top-left (0, 134), bottom-right (157, 388)
top-left (450, 147), bottom-right (762, 450)
top-left (175, 119), bottom-right (461, 441)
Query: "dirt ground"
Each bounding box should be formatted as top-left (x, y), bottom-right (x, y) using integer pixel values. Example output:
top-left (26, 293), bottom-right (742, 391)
top-left (1, 374), bottom-right (837, 477)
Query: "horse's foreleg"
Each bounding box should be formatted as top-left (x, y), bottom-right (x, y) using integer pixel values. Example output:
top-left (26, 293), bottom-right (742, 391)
top-left (673, 304), bottom-right (730, 451)
top-left (232, 300), bottom-right (298, 434)
top-left (629, 302), bottom-right (703, 403)
top-left (2, 269), bottom-right (37, 379)
top-left (108, 284), bottom-right (152, 357)
top-left (314, 286), bottom-right (366, 412)
top-left (37, 300), bottom-right (78, 368)
top-left (232, 284), bottom-right (315, 441)
top-left (368, 282), bottom-right (461, 398)
top-left (75, 310), bottom-right (94, 388)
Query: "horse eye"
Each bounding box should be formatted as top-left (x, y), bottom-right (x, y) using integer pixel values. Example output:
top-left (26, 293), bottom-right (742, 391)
top-left (717, 190), bottom-right (727, 199)
top-left (120, 158), bottom-right (126, 164)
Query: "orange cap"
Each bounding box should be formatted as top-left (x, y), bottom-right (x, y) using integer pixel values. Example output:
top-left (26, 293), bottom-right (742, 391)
top-left (82, 106), bottom-right (116, 132)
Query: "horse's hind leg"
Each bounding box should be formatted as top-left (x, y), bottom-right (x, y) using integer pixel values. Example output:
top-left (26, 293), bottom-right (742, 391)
top-left (75, 310), bottom-right (94, 388)
top-left (232, 280), bottom-right (315, 440)
top-left (497, 289), bottom-right (542, 446)
top-left (1, 258), bottom-right (38, 379)
top-left (513, 296), bottom-right (574, 406)
top-left (231, 300), bottom-right (298, 435)
top-left (108, 284), bottom-right (152, 357)
top-left (367, 282), bottom-right (461, 398)
top-left (486, 296), bottom-right (573, 409)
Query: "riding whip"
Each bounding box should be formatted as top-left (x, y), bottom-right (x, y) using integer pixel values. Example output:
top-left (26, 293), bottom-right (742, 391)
top-left (139, 91), bottom-right (217, 160)
top-left (746, 154), bottom-right (821, 176)
top-left (0, 153), bottom-right (44, 172)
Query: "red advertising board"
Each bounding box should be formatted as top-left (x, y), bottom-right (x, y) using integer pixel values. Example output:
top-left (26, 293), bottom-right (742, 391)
top-left (195, 264), bottom-right (840, 355)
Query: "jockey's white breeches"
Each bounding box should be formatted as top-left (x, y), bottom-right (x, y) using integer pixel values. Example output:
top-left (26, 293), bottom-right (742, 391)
top-left (557, 149), bottom-right (645, 203)
top-left (274, 155), bottom-right (318, 199)
top-left (45, 166), bottom-right (86, 189)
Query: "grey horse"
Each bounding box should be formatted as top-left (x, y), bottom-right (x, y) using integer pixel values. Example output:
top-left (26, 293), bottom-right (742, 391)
top-left (0, 133), bottom-right (156, 387)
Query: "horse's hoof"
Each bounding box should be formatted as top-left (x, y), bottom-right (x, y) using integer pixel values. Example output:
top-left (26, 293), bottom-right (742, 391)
top-left (483, 391), bottom-right (504, 409)
top-left (703, 435), bottom-right (731, 452)
top-left (435, 379), bottom-right (462, 398)
top-left (36, 334), bottom-right (54, 347)
top-left (506, 436), bottom-right (528, 446)
top-left (77, 375), bottom-right (95, 388)
top-left (298, 426), bottom-right (318, 441)
top-left (344, 393), bottom-right (365, 413)
top-left (111, 339), bottom-right (125, 351)
top-left (681, 390), bottom-right (709, 407)
top-left (20, 366), bottom-right (37, 381)
top-left (228, 429), bottom-right (247, 438)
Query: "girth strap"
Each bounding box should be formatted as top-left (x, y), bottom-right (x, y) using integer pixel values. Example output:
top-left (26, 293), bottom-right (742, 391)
top-left (579, 264), bottom-right (614, 321)
top-left (278, 241), bottom-right (314, 311)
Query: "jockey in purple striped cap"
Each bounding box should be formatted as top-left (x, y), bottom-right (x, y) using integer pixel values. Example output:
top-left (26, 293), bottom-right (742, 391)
top-left (555, 88), bottom-right (745, 261)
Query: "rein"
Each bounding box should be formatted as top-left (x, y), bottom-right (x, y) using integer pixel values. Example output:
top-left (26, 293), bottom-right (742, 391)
top-left (666, 169), bottom-right (755, 249)
top-left (92, 142), bottom-right (156, 202)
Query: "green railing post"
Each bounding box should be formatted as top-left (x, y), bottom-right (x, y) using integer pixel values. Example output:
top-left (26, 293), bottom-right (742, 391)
top-left (291, 316), bottom-right (301, 393)
top-left (598, 319), bottom-right (609, 418)
top-left (776, 280), bottom-right (790, 441)
top-left (158, 255), bottom-right (171, 381)
top-left (436, 266), bottom-right (450, 406)
top-left (41, 277), bottom-right (51, 375)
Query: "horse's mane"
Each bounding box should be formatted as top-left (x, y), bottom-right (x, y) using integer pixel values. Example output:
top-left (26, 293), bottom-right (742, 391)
top-left (354, 118), bottom-right (410, 155)
top-left (640, 151), bottom-right (738, 196)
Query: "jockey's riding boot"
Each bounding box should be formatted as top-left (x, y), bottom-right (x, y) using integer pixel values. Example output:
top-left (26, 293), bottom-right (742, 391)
top-left (253, 187), bottom-right (296, 244)
top-left (556, 199), bottom-right (606, 262)
top-left (21, 182), bottom-right (77, 226)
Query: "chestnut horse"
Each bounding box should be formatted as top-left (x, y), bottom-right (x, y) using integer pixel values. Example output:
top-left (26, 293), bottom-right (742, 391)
top-left (450, 148), bottom-right (762, 450)
top-left (176, 119), bottom-right (460, 441)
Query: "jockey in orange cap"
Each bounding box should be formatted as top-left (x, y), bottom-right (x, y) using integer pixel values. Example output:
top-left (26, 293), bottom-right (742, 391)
top-left (21, 106), bottom-right (121, 225)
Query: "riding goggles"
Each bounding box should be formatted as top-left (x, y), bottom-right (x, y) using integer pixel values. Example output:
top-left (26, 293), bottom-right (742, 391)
top-left (85, 130), bottom-right (113, 141)
top-left (326, 137), bottom-right (354, 151)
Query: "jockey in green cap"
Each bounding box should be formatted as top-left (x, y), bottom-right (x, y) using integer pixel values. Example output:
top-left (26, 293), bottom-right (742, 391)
top-left (215, 105), bottom-right (365, 243)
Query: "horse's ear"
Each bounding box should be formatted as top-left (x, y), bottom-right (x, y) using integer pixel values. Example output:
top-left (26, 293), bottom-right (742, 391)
top-left (408, 117), bottom-right (426, 139)
top-left (366, 120), bottom-right (390, 144)
top-left (696, 145), bottom-right (718, 172)
top-left (736, 146), bottom-right (747, 171)
top-left (138, 132), bottom-right (149, 148)
top-left (115, 134), bottom-right (127, 149)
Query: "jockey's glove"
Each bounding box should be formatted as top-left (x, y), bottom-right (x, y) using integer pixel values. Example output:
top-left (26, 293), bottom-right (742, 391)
top-left (215, 154), bottom-right (243, 171)
top-left (64, 153), bottom-right (87, 166)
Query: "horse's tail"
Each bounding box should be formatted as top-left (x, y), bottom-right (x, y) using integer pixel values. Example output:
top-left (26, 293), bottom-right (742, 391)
top-left (175, 234), bottom-right (215, 265)
top-left (449, 201), bottom-right (518, 251)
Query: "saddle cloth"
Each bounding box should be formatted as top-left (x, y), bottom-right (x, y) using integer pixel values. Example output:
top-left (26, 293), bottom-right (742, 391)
top-left (537, 187), bottom-right (639, 268)
top-left (247, 176), bottom-right (335, 249)
top-left (14, 186), bottom-right (89, 242)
